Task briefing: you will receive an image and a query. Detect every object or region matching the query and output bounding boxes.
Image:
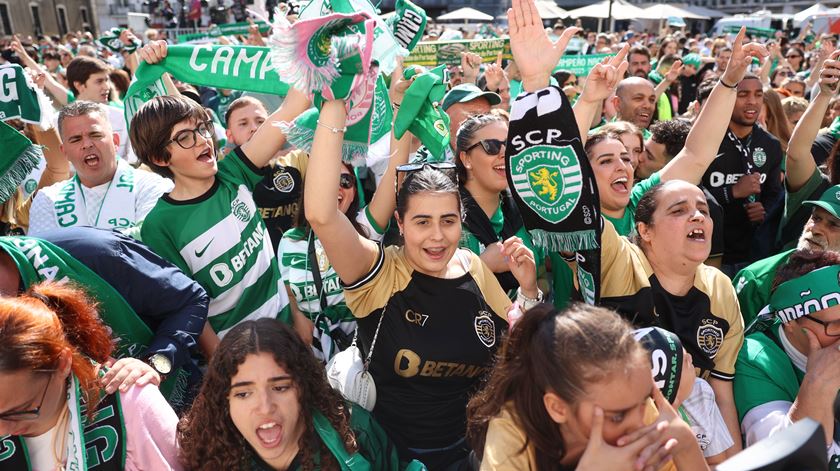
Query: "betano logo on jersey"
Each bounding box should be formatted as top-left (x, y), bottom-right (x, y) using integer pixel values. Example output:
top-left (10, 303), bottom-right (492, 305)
top-left (393, 349), bottom-right (490, 379)
top-left (208, 224), bottom-right (267, 287)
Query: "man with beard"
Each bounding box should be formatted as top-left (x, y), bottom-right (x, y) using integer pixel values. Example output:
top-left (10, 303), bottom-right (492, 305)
top-left (628, 46), bottom-right (652, 79)
top-left (28, 101), bottom-right (173, 235)
top-left (701, 74), bottom-right (783, 276)
top-left (733, 184), bottom-right (840, 326)
top-left (609, 77), bottom-right (656, 137)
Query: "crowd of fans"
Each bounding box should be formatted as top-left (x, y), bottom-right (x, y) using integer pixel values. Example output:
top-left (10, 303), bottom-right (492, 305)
top-left (0, 0), bottom-right (839, 469)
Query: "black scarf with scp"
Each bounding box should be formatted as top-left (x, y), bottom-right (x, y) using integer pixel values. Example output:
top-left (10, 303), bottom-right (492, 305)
top-left (504, 85), bottom-right (601, 304)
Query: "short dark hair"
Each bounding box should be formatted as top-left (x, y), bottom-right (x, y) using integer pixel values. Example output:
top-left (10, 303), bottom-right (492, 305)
top-left (696, 78), bottom-right (717, 105)
top-left (772, 250), bottom-right (840, 291)
top-left (650, 119), bottom-right (692, 160)
top-left (129, 95), bottom-right (210, 180)
top-left (66, 56), bottom-right (109, 94)
top-left (629, 45), bottom-right (651, 60)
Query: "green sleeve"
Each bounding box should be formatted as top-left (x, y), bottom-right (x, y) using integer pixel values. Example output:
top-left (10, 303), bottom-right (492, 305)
top-left (349, 404), bottom-right (427, 470)
top-left (782, 167), bottom-right (826, 228)
top-left (549, 251), bottom-right (576, 310)
top-left (733, 268), bottom-right (763, 329)
top-left (139, 212), bottom-right (192, 275)
top-left (218, 147), bottom-right (268, 190)
top-left (733, 335), bottom-right (801, 422)
top-left (629, 172), bottom-right (662, 215)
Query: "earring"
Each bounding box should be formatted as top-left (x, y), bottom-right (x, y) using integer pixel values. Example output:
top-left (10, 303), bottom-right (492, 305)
top-left (465, 165), bottom-right (472, 169)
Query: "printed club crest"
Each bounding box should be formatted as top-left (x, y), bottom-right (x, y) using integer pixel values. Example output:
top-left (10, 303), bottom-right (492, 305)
top-left (474, 312), bottom-right (496, 348)
top-left (752, 147), bottom-right (767, 167)
top-left (509, 144), bottom-right (583, 224)
top-left (696, 322), bottom-right (724, 358)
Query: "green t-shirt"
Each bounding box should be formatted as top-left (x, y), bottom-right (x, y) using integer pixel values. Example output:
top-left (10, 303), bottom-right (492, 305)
top-left (733, 327), bottom-right (804, 423)
top-left (549, 251), bottom-right (575, 310)
top-left (732, 249), bottom-right (795, 329)
top-left (604, 171), bottom-right (661, 236)
top-left (141, 148), bottom-right (292, 337)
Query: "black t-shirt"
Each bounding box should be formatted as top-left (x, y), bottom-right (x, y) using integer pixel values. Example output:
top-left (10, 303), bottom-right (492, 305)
top-left (811, 132), bottom-right (837, 167)
top-left (702, 125), bottom-right (784, 265)
top-left (252, 152), bottom-right (306, 252)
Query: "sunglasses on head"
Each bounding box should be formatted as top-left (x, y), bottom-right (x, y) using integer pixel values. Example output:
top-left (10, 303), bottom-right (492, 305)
top-left (466, 139), bottom-right (506, 156)
top-left (339, 173), bottom-right (355, 190)
top-left (394, 162), bottom-right (457, 196)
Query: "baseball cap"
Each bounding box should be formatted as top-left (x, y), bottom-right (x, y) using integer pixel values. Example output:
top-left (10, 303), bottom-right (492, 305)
top-left (681, 53), bottom-right (702, 68)
top-left (441, 84), bottom-right (502, 111)
top-left (803, 184), bottom-right (840, 220)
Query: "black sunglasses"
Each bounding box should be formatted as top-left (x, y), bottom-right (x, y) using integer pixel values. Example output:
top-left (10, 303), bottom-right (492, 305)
top-left (394, 162), bottom-right (457, 196)
top-left (465, 139), bottom-right (506, 156)
top-left (339, 173), bottom-right (355, 190)
top-left (0, 371), bottom-right (54, 422)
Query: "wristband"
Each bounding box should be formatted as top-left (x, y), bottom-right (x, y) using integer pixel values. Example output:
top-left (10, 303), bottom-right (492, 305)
top-left (516, 287), bottom-right (544, 312)
top-left (316, 120), bottom-right (347, 134)
top-left (719, 78), bottom-right (739, 89)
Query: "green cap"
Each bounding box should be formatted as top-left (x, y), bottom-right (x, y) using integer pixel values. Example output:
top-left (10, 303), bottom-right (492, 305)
top-left (681, 53), bottom-right (701, 68)
top-left (803, 184), bottom-right (840, 220)
top-left (441, 84), bottom-right (501, 111)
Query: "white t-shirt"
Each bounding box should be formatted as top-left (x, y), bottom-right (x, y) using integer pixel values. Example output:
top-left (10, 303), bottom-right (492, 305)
top-left (23, 423), bottom-right (64, 471)
top-left (106, 105), bottom-right (137, 164)
top-left (682, 377), bottom-right (735, 458)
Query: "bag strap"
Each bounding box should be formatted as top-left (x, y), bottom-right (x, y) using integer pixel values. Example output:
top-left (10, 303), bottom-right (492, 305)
top-left (363, 300), bottom-right (387, 370)
top-left (312, 410), bottom-right (372, 471)
top-left (307, 231), bottom-right (329, 312)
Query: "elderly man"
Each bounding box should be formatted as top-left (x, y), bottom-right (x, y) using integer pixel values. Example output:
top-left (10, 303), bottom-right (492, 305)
top-left (28, 101), bottom-right (173, 235)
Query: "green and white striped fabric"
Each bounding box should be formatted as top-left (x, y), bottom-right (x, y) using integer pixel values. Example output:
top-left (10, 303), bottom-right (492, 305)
top-left (142, 148), bottom-right (291, 338)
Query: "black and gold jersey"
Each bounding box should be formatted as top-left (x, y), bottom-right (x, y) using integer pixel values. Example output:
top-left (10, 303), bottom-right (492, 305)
top-left (344, 246), bottom-right (511, 455)
top-left (594, 220), bottom-right (744, 381)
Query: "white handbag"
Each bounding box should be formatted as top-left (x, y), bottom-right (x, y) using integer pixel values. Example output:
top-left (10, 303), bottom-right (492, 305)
top-left (325, 306), bottom-right (385, 411)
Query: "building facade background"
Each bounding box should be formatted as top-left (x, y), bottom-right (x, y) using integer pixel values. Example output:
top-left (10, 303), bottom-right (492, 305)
top-left (1, 0), bottom-right (96, 37)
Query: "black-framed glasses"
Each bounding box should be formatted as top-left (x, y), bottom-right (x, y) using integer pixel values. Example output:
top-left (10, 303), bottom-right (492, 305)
top-left (465, 139), bottom-right (506, 156)
top-left (339, 173), bottom-right (355, 190)
top-left (394, 162), bottom-right (457, 196)
top-left (804, 315), bottom-right (840, 337)
top-left (0, 371), bottom-right (54, 422)
top-left (167, 121), bottom-right (214, 150)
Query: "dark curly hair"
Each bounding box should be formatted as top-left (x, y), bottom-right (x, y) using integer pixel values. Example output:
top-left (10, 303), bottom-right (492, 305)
top-left (177, 319), bottom-right (358, 470)
top-left (649, 119), bottom-right (692, 161)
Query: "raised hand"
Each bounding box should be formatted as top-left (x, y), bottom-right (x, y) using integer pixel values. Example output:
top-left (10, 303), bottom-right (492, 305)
top-left (818, 50), bottom-right (840, 95)
top-left (577, 404), bottom-right (669, 471)
top-left (500, 236), bottom-right (538, 297)
top-left (461, 51), bottom-right (483, 85)
top-left (579, 43), bottom-right (629, 103)
top-left (721, 26), bottom-right (768, 86)
top-left (138, 40), bottom-right (168, 65)
top-left (664, 59), bottom-right (684, 83)
top-left (508, 0), bottom-right (580, 92)
top-left (484, 52), bottom-right (507, 92)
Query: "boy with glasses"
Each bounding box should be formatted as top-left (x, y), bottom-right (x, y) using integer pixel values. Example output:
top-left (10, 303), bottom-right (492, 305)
top-left (733, 250), bottom-right (840, 466)
top-left (130, 41), bottom-right (313, 343)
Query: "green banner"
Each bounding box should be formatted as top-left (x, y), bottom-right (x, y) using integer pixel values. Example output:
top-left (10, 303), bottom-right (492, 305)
top-left (404, 38), bottom-right (512, 67)
top-left (724, 25), bottom-right (776, 39)
top-left (554, 53), bottom-right (613, 77)
top-left (177, 21), bottom-right (270, 43)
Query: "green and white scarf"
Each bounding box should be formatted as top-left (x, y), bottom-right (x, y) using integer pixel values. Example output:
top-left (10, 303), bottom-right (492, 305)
top-left (177, 21), bottom-right (271, 43)
top-left (384, 0), bottom-right (427, 52)
top-left (0, 236), bottom-right (186, 401)
top-left (0, 373), bottom-right (126, 471)
top-left (393, 65), bottom-right (450, 160)
top-left (768, 265), bottom-right (840, 324)
top-left (46, 159), bottom-right (137, 230)
top-left (123, 44), bottom-right (290, 128)
top-left (0, 63), bottom-right (55, 129)
top-left (0, 121), bottom-right (42, 204)
top-left (97, 27), bottom-right (142, 53)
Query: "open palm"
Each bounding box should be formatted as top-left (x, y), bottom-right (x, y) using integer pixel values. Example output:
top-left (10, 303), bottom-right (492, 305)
top-left (508, 0), bottom-right (579, 91)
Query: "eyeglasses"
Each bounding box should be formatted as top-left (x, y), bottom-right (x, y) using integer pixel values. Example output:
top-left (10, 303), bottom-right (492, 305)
top-left (0, 371), bottom-right (54, 422)
top-left (786, 54), bottom-right (802, 59)
top-left (339, 173), bottom-right (355, 190)
top-left (167, 121), bottom-right (214, 150)
top-left (394, 162), bottom-right (457, 196)
top-left (804, 315), bottom-right (840, 337)
top-left (465, 139), bottom-right (506, 156)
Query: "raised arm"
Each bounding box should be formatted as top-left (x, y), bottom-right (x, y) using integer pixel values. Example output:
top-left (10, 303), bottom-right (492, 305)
top-left (659, 27), bottom-right (767, 184)
top-left (787, 52), bottom-right (840, 192)
top-left (28, 125), bottom-right (70, 190)
top-left (305, 100), bottom-right (379, 284)
top-left (654, 60), bottom-right (682, 100)
top-left (10, 37), bottom-right (69, 106)
top-left (574, 45), bottom-right (628, 146)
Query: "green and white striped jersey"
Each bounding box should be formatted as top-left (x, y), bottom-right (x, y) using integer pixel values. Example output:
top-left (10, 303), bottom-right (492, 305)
top-left (141, 148), bottom-right (291, 338)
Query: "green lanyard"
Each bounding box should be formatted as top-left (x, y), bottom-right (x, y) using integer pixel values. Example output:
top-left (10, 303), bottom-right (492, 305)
top-left (678, 405), bottom-right (690, 425)
top-left (74, 174), bottom-right (115, 227)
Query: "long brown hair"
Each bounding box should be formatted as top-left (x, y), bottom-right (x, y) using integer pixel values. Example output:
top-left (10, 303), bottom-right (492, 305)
top-left (762, 87), bottom-right (792, 154)
top-left (177, 319), bottom-right (358, 470)
top-left (467, 303), bottom-right (644, 470)
top-left (0, 282), bottom-right (113, 416)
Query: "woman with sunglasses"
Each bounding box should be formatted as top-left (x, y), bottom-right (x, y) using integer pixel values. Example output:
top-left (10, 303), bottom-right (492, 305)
top-left (279, 127), bottom-right (411, 362)
top-left (455, 114), bottom-right (544, 297)
top-left (0, 282), bottom-right (181, 470)
top-left (784, 47), bottom-right (805, 73)
top-left (305, 97), bottom-right (539, 469)
top-left (733, 249), bottom-right (840, 463)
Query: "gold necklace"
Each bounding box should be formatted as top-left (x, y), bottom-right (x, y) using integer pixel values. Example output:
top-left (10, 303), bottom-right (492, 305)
top-left (51, 405), bottom-right (70, 471)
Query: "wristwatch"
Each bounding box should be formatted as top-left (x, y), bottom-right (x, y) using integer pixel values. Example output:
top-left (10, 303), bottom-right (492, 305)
top-left (147, 353), bottom-right (172, 379)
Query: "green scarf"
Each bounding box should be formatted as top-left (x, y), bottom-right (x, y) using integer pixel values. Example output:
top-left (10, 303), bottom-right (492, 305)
top-left (554, 53), bottom-right (614, 77)
top-left (48, 159), bottom-right (137, 230)
top-left (405, 38), bottom-right (511, 67)
top-left (123, 44), bottom-right (290, 129)
top-left (393, 65), bottom-right (450, 159)
top-left (0, 64), bottom-right (54, 129)
top-left (0, 121), bottom-right (42, 204)
top-left (0, 237), bottom-right (186, 400)
top-left (0, 373), bottom-right (127, 470)
top-left (385, 0), bottom-right (427, 52)
top-left (769, 265), bottom-right (840, 323)
top-left (97, 27), bottom-right (141, 53)
top-left (177, 21), bottom-right (271, 43)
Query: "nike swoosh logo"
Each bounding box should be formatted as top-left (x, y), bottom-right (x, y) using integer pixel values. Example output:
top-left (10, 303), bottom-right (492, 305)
top-left (715, 153), bottom-right (726, 160)
top-left (194, 238), bottom-right (214, 258)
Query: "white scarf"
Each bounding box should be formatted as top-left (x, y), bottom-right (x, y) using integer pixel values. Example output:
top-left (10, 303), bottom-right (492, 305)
top-left (51, 159), bottom-right (137, 230)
